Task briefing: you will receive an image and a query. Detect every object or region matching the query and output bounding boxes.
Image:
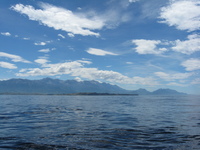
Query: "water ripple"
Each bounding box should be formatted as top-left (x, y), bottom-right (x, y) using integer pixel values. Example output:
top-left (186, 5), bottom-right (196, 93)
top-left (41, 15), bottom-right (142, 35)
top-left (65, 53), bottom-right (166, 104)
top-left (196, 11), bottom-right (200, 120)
top-left (0, 95), bottom-right (200, 150)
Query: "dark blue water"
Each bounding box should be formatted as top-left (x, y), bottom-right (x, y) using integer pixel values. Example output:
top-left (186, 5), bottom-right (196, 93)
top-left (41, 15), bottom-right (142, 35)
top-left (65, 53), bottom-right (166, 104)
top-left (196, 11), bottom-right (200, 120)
top-left (0, 95), bottom-right (200, 150)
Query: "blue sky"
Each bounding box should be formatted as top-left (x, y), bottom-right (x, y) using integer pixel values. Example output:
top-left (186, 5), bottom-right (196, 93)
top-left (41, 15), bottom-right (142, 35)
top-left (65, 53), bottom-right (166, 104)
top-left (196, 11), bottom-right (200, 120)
top-left (0, 0), bottom-right (200, 94)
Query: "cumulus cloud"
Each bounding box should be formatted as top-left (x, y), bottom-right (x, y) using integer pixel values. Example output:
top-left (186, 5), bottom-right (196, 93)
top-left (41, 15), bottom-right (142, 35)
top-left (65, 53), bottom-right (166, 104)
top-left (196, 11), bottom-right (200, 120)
top-left (0, 61), bottom-right (17, 69)
top-left (132, 34), bottom-right (200, 55)
top-left (16, 60), bottom-right (158, 86)
top-left (1, 32), bottom-right (11, 36)
top-left (0, 52), bottom-right (31, 63)
top-left (132, 39), bottom-right (168, 54)
top-left (11, 3), bottom-right (107, 37)
top-left (181, 58), bottom-right (200, 71)
top-left (86, 48), bottom-right (118, 56)
top-left (16, 61), bottom-right (86, 76)
top-left (155, 72), bottom-right (193, 81)
top-left (38, 48), bottom-right (50, 53)
top-left (159, 0), bottom-right (200, 32)
top-left (172, 34), bottom-right (200, 54)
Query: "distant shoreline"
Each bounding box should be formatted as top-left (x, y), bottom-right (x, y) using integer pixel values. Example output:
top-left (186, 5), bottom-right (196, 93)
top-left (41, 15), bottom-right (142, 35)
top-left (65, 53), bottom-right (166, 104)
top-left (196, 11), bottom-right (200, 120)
top-left (0, 92), bottom-right (139, 96)
top-left (67, 92), bottom-right (139, 96)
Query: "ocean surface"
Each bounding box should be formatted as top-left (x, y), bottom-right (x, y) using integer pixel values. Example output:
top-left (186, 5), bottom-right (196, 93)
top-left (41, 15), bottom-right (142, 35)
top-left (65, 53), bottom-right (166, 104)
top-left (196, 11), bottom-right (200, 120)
top-left (0, 95), bottom-right (200, 150)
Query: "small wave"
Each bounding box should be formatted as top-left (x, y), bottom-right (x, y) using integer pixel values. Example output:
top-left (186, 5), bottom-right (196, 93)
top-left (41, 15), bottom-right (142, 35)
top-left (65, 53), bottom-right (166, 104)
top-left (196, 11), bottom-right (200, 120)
top-left (1, 141), bottom-right (88, 150)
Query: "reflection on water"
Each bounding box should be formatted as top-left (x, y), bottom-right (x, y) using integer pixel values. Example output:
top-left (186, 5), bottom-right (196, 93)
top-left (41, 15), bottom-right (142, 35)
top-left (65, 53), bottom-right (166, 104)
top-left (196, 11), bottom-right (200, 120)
top-left (0, 95), bottom-right (200, 149)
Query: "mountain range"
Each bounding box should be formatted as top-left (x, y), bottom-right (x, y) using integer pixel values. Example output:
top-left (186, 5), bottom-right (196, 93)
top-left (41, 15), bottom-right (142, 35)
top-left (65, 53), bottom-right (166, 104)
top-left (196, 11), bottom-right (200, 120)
top-left (0, 78), bottom-right (186, 95)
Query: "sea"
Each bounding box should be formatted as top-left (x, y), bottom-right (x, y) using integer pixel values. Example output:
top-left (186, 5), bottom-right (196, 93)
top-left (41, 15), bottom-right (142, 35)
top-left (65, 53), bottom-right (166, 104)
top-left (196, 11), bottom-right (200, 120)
top-left (0, 95), bottom-right (200, 150)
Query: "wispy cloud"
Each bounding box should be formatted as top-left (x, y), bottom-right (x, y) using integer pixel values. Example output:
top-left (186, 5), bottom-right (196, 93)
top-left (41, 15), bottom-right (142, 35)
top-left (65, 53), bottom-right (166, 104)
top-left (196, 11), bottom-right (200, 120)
top-left (23, 37), bottom-right (30, 40)
top-left (181, 58), bottom-right (200, 71)
top-left (11, 2), bottom-right (131, 37)
top-left (167, 82), bottom-right (187, 87)
top-left (126, 62), bottom-right (133, 64)
top-left (191, 78), bottom-right (200, 84)
top-left (38, 48), bottom-right (50, 53)
top-left (68, 33), bottom-right (75, 38)
top-left (34, 58), bottom-right (49, 65)
top-left (0, 61), bottom-right (17, 69)
top-left (34, 42), bottom-right (47, 46)
top-left (129, 0), bottom-right (139, 3)
top-left (58, 34), bottom-right (65, 39)
top-left (159, 0), bottom-right (200, 32)
top-left (86, 48), bottom-right (118, 56)
top-left (11, 3), bottom-right (106, 37)
top-left (0, 52), bottom-right (31, 63)
top-left (1, 32), bottom-right (11, 36)
top-left (155, 72), bottom-right (193, 81)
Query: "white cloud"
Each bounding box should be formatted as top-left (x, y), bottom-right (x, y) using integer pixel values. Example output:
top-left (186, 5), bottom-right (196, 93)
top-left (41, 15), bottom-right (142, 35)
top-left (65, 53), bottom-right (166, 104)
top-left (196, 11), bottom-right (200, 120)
top-left (126, 62), bottom-right (133, 64)
top-left (68, 33), bottom-right (75, 37)
top-left (172, 34), bottom-right (200, 54)
top-left (155, 72), bottom-right (193, 81)
top-left (58, 34), bottom-right (65, 39)
top-left (0, 78), bottom-right (10, 81)
top-left (23, 37), bottom-right (30, 40)
top-left (0, 61), bottom-right (17, 69)
top-left (16, 60), bottom-right (158, 86)
top-left (34, 42), bottom-right (47, 46)
top-left (181, 58), bottom-right (200, 71)
top-left (11, 3), bottom-right (106, 37)
top-left (129, 0), bottom-right (139, 3)
top-left (132, 39), bottom-right (168, 54)
top-left (34, 58), bottom-right (49, 64)
top-left (0, 52), bottom-right (31, 63)
top-left (74, 77), bottom-right (83, 82)
top-left (38, 48), bottom-right (50, 53)
top-left (1, 32), bottom-right (11, 36)
top-left (159, 0), bottom-right (200, 32)
top-left (86, 48), bottom-right (118, 56)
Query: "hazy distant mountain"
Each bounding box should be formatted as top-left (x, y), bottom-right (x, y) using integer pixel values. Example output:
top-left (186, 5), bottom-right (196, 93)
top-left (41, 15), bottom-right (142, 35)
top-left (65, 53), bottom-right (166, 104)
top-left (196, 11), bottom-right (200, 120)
top-left (130, 88), bottom-right (151, 95)
top-left (0, 78), bottom-right (186, 95)
top-left (152, 88), bottom-right (187, 95)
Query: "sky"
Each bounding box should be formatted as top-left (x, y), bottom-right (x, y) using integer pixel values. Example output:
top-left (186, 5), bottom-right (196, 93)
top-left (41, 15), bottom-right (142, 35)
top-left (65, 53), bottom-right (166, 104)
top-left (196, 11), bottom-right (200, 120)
top-left (0, 0), bottom-right (200, 94)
